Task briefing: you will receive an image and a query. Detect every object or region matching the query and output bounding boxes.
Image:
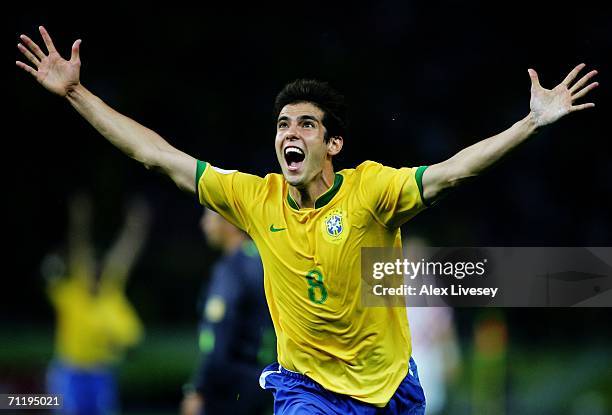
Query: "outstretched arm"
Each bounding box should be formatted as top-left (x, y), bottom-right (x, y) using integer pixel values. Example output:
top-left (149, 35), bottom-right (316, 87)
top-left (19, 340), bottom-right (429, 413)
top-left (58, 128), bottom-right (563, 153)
top-left (16, 26), bottom-right (197, 193)
top-left (100, 198), bottom-right (152, 286)
top-left (67, 193), bottom-right (96, 281)
top-left (421, 64), bottom-right (598, 205)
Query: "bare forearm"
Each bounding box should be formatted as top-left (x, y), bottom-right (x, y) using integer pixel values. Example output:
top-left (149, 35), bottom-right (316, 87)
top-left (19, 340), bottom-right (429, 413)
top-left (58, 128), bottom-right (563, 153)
top-left (422, 113), bottom-right (539, 202)
top-left (65, 84), bottom-right (197, 192)
top-left (67, 195), bottom-right (95, 275)
top-left (102, 224), bottom-right (148, 279)
top-left (448, 113), bottom-right (538, 180)
top-left (66, 84), bottom-right (175, 168)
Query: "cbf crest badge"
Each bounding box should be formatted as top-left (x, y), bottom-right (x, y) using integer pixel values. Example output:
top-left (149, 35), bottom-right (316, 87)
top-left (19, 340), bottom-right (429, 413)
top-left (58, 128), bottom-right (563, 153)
top-left (321, 209), bottom-right (347, 242)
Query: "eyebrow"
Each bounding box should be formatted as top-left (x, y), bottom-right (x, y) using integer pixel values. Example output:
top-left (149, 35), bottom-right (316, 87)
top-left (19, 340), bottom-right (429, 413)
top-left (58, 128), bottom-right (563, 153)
top-left (277, 115), bottom-right (320, 123)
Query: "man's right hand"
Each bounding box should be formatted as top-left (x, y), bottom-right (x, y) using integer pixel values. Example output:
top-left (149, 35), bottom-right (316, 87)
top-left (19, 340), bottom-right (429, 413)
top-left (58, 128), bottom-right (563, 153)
top-left (16, 25), bottom-right (81, 97)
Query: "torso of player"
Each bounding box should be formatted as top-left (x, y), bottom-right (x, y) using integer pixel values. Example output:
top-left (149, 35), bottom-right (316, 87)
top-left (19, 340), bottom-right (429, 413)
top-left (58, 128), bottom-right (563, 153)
top-left (245, 169), bottom-right (404, 370)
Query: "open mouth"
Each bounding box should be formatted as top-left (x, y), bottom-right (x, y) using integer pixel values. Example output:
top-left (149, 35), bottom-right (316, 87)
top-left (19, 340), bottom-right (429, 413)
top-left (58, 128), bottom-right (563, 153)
top-left (284, 146), bottom-right (305, 172)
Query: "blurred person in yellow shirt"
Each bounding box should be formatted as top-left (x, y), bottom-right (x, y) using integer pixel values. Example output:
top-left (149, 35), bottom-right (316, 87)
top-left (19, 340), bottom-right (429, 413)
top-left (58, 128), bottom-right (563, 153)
top-left (42, 194), bottom-right (150, 415)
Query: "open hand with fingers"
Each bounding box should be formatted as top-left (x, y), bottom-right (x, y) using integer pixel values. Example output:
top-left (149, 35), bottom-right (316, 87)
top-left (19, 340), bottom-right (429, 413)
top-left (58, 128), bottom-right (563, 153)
top-left (16, 26), bottom-right (82, 97)
top-left (528, 63), bottom-right (598, 128)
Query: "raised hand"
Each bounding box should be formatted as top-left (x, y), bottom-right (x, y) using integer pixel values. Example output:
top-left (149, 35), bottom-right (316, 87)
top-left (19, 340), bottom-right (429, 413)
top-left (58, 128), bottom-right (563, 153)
top-left (16, 26), bottom-right (82, 97)
top-left (528, 64), bottom-right (598, 128)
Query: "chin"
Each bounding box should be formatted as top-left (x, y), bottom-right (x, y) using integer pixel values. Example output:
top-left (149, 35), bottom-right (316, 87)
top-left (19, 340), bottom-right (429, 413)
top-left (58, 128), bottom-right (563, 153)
top-left (284, 176), bottom-right (302, 187)
top-left (283, 171), bottom-right (306, 187)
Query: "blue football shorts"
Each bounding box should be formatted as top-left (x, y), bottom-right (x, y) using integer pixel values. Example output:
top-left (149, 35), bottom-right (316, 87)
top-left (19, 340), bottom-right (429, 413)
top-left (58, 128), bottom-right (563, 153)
top-left (259, 357), bottom-right (426, 415)
top-left (47, 360), bottom-right (118, 415)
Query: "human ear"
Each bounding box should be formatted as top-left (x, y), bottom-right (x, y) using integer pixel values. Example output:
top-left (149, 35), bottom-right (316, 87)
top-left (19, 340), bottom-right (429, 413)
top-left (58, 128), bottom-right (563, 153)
top-left (327, 136), bottom-right (343, 156)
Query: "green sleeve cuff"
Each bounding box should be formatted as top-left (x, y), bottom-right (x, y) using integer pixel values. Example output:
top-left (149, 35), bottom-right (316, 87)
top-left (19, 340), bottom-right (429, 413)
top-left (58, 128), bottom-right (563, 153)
top-left (415, 165), bottom-right (430, 207)
top-left (195, 160), bottom-right (208, 200)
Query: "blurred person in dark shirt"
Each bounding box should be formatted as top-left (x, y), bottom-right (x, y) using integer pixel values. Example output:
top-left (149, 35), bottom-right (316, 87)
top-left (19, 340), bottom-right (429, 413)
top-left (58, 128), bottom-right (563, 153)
top-left (181, 208), bottom-right (275, 415)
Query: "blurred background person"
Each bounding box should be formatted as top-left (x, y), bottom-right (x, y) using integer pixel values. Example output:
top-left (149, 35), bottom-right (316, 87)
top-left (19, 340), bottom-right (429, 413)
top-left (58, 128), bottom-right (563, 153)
top-left (407, 307), bottom-right (460, 414)
top-left (181, 208), bottom-right (275, 415)
top-left (405, 236), bottom-right (461, 415)
top-left (42, 193), bottom-right (151, 415)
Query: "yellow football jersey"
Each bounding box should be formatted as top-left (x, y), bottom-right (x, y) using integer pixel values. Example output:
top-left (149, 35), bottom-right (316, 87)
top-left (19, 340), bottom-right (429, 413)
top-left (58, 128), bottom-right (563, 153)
top-left (48, 274), bottom-right (143, 368)
top-left (196, 160), bottom-right (427, 406)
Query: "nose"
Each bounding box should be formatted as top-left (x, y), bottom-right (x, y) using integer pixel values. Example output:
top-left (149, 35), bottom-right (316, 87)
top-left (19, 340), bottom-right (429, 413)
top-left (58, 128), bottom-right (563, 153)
top-left (285, 122), bottom-right (300, 140)
top-left (285, 133), bottom-right (299, 142)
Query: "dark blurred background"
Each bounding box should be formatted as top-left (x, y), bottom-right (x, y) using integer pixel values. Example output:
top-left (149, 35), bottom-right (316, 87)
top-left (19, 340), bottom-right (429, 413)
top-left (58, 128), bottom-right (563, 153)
top-left (9, 3), bottom-right (612, 414)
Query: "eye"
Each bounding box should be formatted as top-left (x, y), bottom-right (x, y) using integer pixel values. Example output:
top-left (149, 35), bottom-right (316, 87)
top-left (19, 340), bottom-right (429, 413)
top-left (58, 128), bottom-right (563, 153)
top-left (303, 121), bottom-right (315, 128)
top-left (278, 121), bottom-right (288, 129)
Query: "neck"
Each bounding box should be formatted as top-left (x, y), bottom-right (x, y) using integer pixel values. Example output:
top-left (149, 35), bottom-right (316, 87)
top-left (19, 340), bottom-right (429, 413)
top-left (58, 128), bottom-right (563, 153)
top-left (288, 163), bottom-right (335, 209)
top-left (223, 233), bottom-right (246, 255)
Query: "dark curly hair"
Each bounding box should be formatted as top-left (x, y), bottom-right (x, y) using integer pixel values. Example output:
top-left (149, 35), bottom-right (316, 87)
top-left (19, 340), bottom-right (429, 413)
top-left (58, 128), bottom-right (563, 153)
top-left (273, 79), bottom-right (348, 141)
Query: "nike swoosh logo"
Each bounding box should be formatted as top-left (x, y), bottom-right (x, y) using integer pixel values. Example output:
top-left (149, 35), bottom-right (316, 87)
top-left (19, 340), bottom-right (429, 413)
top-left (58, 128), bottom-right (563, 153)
top-left (269, 225), bottom-right (287, 232)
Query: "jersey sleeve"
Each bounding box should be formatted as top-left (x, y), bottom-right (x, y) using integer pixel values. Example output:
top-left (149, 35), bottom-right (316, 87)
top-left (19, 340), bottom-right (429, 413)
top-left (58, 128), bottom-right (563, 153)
top-left (195, 161), bottom-right (263, 232)
top-left (357, 161), bottom-right (429, 228)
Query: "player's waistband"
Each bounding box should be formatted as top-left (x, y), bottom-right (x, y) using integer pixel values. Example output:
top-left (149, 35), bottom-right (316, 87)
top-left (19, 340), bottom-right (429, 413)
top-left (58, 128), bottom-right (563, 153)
top-left (278, 364), bottom-right (309, 380)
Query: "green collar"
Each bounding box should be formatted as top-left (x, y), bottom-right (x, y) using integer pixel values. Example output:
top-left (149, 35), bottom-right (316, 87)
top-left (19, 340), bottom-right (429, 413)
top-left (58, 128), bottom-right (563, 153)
top-left (287, 173), bottom-right (344, 210)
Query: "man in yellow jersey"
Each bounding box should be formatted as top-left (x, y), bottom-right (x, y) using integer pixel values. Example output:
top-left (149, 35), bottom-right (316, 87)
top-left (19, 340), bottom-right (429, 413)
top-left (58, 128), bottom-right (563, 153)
top-left (43, 194), bottom-right (150, 415)
top-left (17, 26), bottom-right (598, 414)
